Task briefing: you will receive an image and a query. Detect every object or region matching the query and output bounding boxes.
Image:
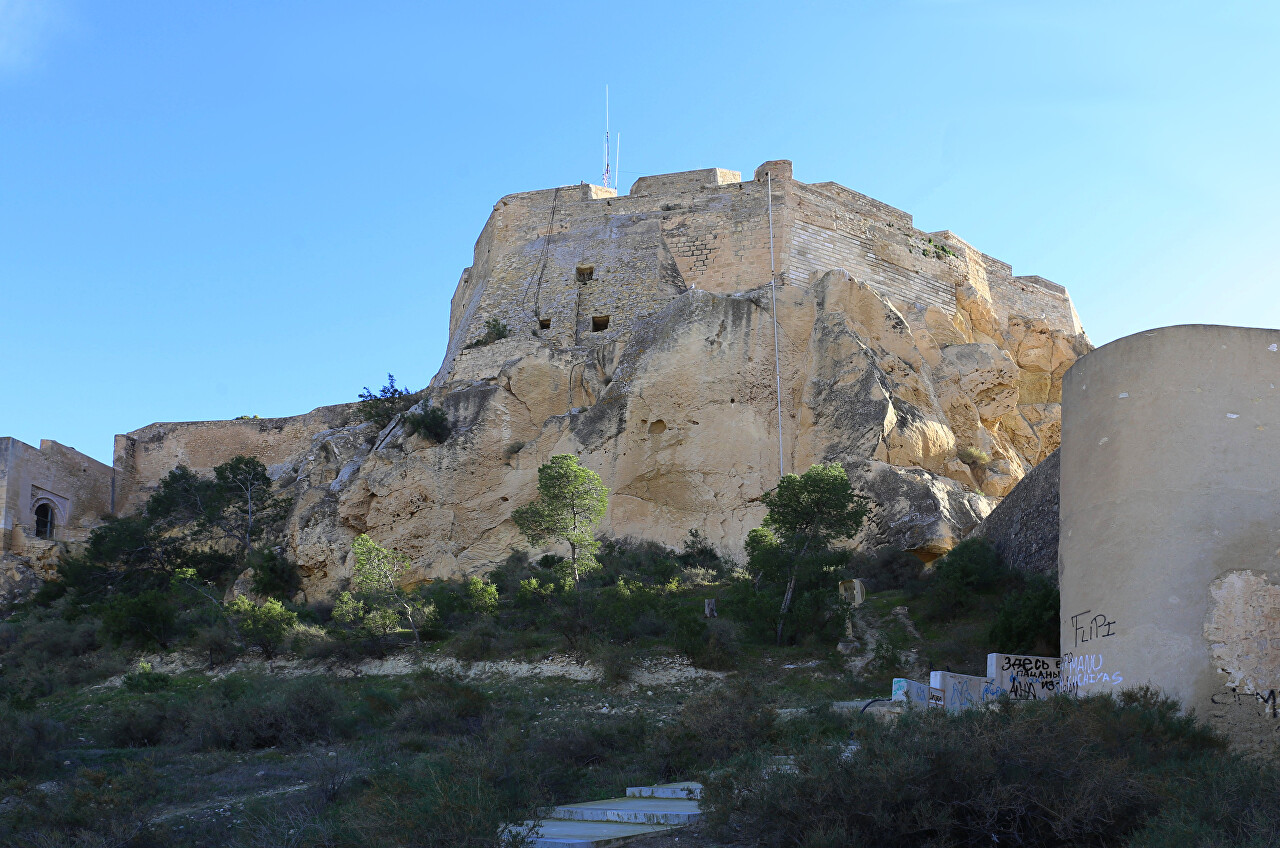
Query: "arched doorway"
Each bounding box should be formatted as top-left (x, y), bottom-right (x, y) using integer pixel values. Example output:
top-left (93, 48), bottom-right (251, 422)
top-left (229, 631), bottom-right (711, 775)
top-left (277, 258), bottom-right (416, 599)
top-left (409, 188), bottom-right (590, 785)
top-left (34, 503), bottom-right (55, 540)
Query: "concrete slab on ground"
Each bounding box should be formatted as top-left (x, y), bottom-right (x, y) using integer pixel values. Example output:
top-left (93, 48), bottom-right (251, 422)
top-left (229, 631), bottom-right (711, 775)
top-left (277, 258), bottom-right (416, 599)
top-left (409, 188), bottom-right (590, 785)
top-left (626, 782), bottom-right (702, 800)
top-left (520, 818), bottom-right (675, 847)
top-left (549, 797), bottom-right (702, 826)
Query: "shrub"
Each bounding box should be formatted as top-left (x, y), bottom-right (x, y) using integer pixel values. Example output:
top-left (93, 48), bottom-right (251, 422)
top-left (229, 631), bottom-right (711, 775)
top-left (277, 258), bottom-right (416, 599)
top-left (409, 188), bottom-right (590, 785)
top-left (247, 549), bottom-right (302, 601)
top-left (464, 317), bottom-right (511, 349)
top-left (403, 406), bottom-right (452, 443)
top-left (337, 740), bottom-right (540, 848)
top-left (453, 618), bottom-right (513, 661)
top-left (914, 538), bottom-right (1009, 622)
top-left (122, 660), bottom-right (171, 693)
top-left (650, 682), bottom-right (776, 779)
top-left (393, 673), bottom-right (488, 738)
top-left (702, 688), bottom-right (1232, 848)
top-left (100, 589), bottom-right (179, 648)
top-left (691, 618), bottom-right (742, 671)
top-left (465, 577), bottom-right (499, 616)
top-left (0, 704), bottom-right (64, 777)
top-left (358, 374), bottom-right (417, 429)
top-left (855, 548), bottom-right (925, 593)
top-left (957, 445), bottom-right (991, 466)
top-left (989, 574), bottom-right (1061, 655)
top-left (227, 596), bottom-right (298, 659)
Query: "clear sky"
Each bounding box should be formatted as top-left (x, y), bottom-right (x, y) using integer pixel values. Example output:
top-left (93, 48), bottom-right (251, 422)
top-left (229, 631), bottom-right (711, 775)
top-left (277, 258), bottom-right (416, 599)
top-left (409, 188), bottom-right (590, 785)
top-left (3, 1), bottom-right (1277, 464)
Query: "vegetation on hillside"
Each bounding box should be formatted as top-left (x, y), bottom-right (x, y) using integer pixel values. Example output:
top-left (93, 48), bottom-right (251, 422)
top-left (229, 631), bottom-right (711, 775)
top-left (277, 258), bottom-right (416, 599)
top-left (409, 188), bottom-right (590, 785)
top-left (1, 454), bottom-right (1271, 846)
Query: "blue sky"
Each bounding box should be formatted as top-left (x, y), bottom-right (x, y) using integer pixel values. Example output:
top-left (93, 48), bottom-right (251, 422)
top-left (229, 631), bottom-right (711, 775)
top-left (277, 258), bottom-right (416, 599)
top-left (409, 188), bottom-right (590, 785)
top-left (3, 1), bottom-right (1277, 464)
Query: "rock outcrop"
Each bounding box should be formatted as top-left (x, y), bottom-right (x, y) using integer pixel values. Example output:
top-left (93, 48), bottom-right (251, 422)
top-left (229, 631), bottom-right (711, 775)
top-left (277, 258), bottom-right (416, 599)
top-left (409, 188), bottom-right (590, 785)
top-left (277, 267), bottom-right (1087, 598)
top-left (89, 163), bottom-right (1090, 601)
top-left (971, 448), bottom-right (1061, 580)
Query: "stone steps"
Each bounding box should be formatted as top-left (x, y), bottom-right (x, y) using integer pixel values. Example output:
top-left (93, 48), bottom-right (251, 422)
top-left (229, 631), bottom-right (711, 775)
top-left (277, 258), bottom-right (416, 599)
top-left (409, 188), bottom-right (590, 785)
top-left (511, 781), bottom-right (703, 847)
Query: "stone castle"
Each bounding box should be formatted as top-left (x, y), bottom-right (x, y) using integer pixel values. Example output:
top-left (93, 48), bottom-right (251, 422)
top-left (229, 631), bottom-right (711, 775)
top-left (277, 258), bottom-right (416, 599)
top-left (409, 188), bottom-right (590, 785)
top-left (2, 160), bottom-right (1090, 601)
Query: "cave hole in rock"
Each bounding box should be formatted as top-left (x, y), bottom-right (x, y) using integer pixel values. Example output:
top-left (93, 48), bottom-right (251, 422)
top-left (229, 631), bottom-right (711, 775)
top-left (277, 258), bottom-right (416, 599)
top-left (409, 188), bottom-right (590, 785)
top-left (539, 318), bottom-right (551, 330)
top-left (34, 503), bottom-right (54, 539)
top-left (576, 263), bottom-right (595, 283)
top-left (592, 315), bottom-right (611, 332)
top-left (647, 420), bottom-right (667, 435)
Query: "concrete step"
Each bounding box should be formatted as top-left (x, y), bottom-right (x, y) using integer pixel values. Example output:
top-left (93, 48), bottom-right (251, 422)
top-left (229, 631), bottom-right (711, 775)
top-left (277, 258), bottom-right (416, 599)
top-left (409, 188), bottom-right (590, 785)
top-left (625, 781), bottom-right (702, 800)
top-left (515, 818), bottom-right (675, 848)
top-left (547, 797), bottom-right (702, 826)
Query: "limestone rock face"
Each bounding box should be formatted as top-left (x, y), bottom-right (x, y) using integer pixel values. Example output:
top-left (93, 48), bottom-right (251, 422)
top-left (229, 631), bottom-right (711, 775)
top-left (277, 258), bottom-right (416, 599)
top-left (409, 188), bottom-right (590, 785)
top-left (278, 269), bottom-right (1088, 598)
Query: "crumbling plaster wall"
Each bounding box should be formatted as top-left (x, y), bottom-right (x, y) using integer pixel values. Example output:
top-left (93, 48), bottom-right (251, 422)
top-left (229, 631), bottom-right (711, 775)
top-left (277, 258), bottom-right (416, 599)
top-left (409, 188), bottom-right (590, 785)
top-left (1059, 325), bottom-right (1280, 755)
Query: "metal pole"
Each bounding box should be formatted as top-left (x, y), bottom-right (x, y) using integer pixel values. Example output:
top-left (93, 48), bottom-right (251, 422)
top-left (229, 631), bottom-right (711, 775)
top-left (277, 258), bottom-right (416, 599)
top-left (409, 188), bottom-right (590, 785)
top-left (768, 172), bottom-right (784, 480)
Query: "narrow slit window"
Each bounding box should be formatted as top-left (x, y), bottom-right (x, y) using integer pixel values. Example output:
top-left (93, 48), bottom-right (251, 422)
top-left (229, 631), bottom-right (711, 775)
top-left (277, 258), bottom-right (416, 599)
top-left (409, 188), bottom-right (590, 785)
top-left (592, 315), bottom-right (610, 332)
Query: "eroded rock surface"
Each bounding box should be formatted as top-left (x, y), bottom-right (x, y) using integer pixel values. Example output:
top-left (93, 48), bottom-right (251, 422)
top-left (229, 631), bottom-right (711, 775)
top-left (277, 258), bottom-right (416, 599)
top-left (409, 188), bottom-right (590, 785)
top-left (279, 269), bottom-right (1087, 598)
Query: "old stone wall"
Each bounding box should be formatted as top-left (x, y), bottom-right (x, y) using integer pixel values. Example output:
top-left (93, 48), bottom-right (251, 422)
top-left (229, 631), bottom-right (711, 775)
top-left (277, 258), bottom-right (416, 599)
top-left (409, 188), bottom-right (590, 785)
top-left (112, 403), bottom-right (360, 516)
top-left (0, 437), bottom-right (114, 560)
top-left (1059, 325), bottom-right (1280, 755)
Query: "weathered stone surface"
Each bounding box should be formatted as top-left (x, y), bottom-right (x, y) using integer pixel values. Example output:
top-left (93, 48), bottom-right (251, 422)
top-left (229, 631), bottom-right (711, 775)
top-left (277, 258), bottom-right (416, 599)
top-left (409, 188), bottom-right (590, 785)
top-left (972, 448), bottom-right (1060, 580)
top-left (57, 162), bottom-right (1087, 601)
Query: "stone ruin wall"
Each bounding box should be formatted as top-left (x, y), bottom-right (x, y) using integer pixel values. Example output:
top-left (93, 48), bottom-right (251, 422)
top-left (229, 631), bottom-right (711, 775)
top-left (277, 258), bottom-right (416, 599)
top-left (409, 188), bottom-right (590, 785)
top-left (1, 437), bottom-right (115, 555)
top-left (436, 160), bottom-right (1085, 399)
top-left (111, 403), bottom-right (360, 516)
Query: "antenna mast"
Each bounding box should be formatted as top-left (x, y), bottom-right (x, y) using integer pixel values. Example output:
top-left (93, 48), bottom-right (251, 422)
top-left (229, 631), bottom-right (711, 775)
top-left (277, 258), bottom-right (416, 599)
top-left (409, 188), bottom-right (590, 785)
top-left (602, 86), bottom-right (611, 188)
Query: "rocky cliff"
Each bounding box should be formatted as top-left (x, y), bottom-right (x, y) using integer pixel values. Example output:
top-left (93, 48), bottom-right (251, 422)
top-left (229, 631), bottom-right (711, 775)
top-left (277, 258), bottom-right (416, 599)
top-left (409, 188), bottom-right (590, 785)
top-left (89, 163), bottom-right (1089, 601)
top-left (276, 270), bottom-right (1086, 598)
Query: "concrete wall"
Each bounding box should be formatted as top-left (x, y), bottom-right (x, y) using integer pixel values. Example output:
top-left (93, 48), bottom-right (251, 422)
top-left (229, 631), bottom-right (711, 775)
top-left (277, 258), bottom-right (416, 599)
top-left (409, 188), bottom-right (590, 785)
top-left (0, 437), bottom-right (115, 555)
top-left (112, 402), bottom-right (359, 516)
top-left (1059, 324), bottom-right (1280, 754)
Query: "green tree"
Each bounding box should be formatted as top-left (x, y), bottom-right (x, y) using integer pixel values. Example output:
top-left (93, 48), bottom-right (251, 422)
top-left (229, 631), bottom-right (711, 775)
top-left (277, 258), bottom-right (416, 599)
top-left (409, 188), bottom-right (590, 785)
top-left (512, 454), bottom-right (609, 586)
top-left (759, 463), bottom-right (867, 644)
top-left (145, 456), bottom-right (290, 568)
top-left (358, 373), bottom-right (416, 429)
top-left (350, 534), bottom-right (431, 644)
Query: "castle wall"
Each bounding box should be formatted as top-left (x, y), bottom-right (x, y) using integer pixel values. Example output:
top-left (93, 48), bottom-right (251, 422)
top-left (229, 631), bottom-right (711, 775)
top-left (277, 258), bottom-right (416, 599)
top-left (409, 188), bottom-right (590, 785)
top-left (1059, 325), bottom-right (1280, 755)
top-left (112, 403), bottom-right (358, 516)
top-left (0, 437), bottom-right (115, 554)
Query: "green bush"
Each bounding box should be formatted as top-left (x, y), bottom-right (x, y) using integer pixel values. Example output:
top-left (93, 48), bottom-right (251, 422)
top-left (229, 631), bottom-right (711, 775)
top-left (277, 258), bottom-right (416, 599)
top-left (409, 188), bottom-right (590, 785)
top-left (247, 548), bottom-right (302, 601)
top-left (358, 373), bottom-right (417, 429)
top-left (957, 445), bottom-right (991, 466)
top-left (100, 589), bottom-right (179, 648)
top-left (403, 406), bottom-right (452, 443)
top-left (914, 538), bottom-right (1009, 622)
top-left (989, 574), bottom-right (1061, 655)
top-left (650, 682), bottom-right (776, 779)
top-left (104, 675), bottom-right (356, 752)
top-left (855, 548), bottom-right (925, 593)
top-left (464, 317), bottom-right (511, 349)
top-left (465, 577), bottom-right (499, 616)
top-left (122, 661), bottom-right (171, 693)
top-left (0, 704), bottom-right (64, 777)
top-left (702, 687), bottom-right (1233, 848)
top-left (227, 596), bottom-right (298, 659)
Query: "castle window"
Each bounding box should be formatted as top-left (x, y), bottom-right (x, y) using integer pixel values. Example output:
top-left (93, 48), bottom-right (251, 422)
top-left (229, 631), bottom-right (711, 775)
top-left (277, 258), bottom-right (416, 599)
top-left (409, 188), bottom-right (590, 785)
top-left (34, 503), bottom-right (54, 540)
top-left (576, 263), bottom-right (595, 283)
top-left (592, 315), bottom-right (610, 332)
top-left (539, 318), bottom-right (551, 330)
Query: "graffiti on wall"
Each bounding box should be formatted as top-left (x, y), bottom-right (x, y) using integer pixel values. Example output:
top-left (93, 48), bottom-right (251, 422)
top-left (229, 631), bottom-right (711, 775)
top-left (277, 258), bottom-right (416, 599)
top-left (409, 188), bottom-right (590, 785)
top-left (986, 653), bottom-right (1062, 700)
top-left (1061, 652), bottom-right (1124, 694)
